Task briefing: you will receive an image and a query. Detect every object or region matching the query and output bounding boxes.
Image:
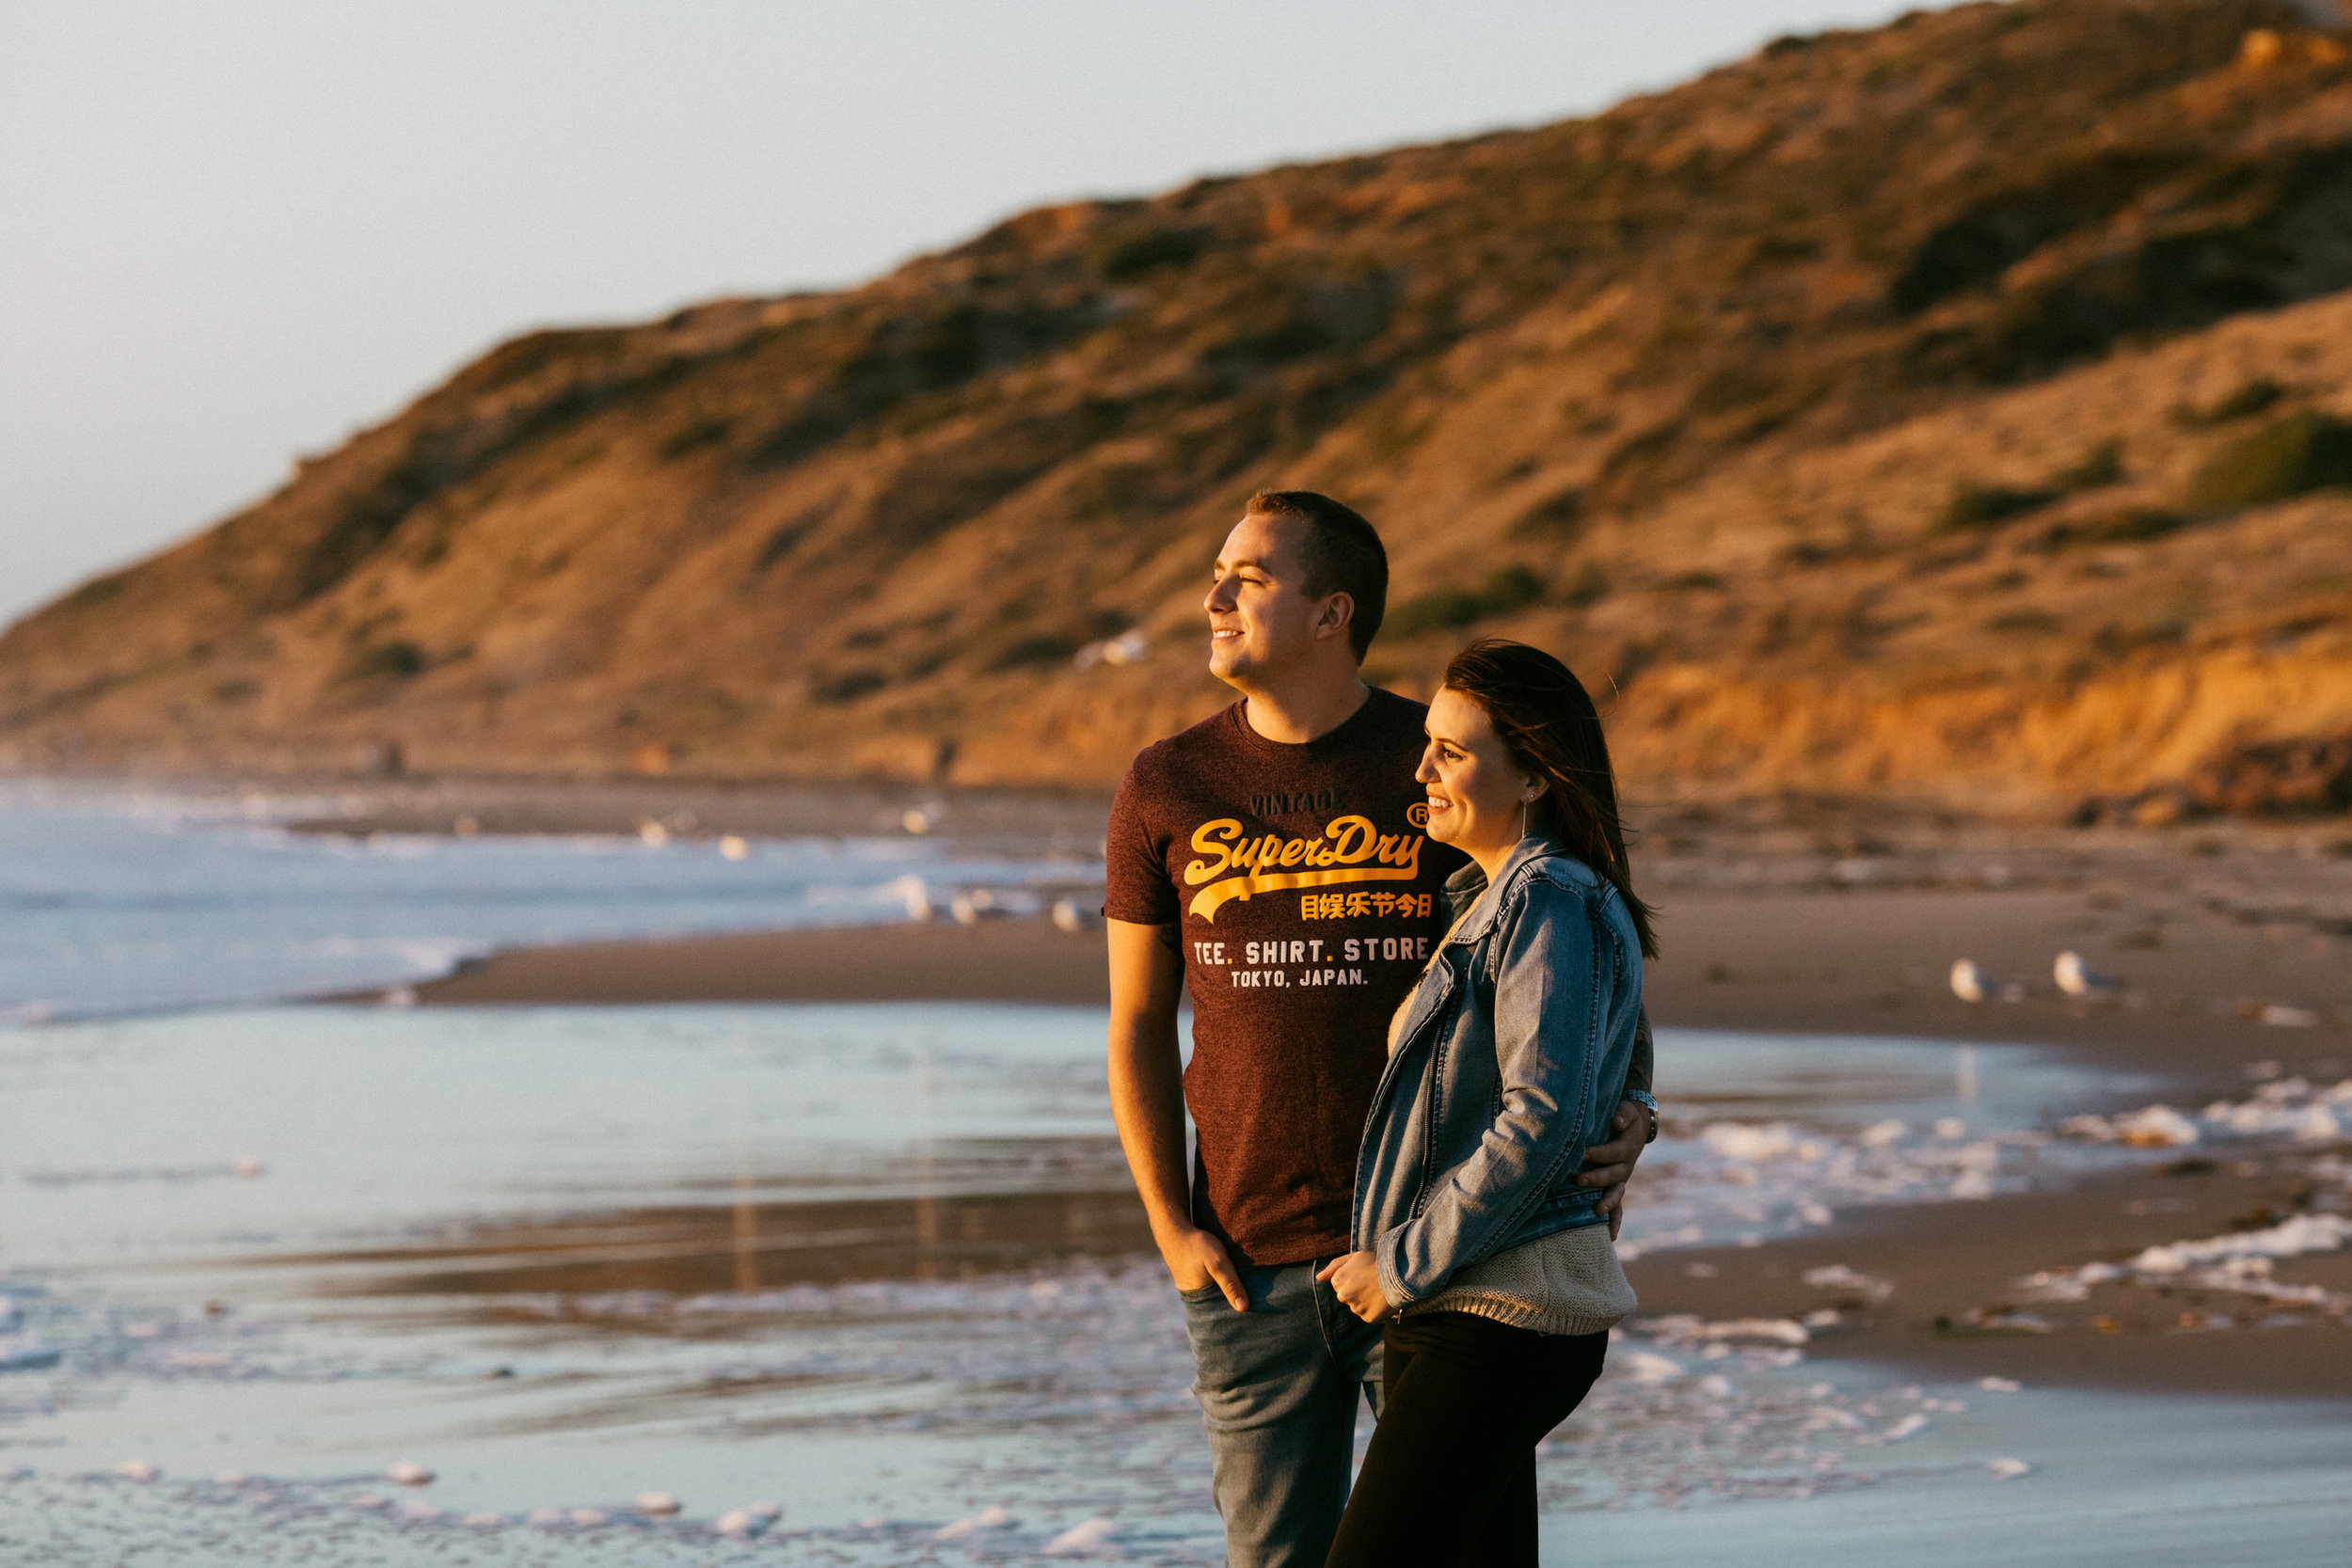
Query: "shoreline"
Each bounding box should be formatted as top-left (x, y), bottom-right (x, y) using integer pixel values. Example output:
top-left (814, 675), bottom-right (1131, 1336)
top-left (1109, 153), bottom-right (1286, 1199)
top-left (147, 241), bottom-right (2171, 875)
top-left (415, 882), bottom-right (2351, 1072)
top-left (400, 877), bottom-right (2352, 1402)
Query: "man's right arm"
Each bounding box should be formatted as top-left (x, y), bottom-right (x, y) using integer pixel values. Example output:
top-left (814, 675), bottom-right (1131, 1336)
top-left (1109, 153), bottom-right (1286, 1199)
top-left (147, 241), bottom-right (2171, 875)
top-left (1105, 918), bottom-right (1248, 1311)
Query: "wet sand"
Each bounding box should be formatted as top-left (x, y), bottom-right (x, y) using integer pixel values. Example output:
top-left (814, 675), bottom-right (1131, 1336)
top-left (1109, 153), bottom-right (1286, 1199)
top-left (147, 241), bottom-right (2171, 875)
top-left (405, 861), bottom-right (2352, 1401)
top-left (417, 919), bottom-right (1114, 1006)
top-left (417, 879), bottom-right (2352, 1079)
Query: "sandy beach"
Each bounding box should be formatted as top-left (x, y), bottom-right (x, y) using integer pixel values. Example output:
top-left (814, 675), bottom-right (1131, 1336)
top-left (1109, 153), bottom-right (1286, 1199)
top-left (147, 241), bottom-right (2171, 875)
top-left (406, 829), bottom-right (2352, 1401)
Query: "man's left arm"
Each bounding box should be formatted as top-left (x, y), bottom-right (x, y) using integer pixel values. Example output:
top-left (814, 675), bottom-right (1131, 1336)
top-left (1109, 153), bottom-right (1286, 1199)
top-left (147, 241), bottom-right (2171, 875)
top-left (1576, 1006), bottom-right (1656, 1233)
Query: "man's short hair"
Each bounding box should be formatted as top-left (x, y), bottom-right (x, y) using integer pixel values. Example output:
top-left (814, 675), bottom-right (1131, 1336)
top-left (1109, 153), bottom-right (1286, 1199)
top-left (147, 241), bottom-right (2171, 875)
top-left (1243, 490), bottom-right (1388, 660)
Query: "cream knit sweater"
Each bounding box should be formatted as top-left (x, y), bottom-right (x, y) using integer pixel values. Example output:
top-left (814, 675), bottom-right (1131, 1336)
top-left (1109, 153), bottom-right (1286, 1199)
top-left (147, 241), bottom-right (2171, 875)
top-left (1403, 1222), bottom-right (1637, 1336)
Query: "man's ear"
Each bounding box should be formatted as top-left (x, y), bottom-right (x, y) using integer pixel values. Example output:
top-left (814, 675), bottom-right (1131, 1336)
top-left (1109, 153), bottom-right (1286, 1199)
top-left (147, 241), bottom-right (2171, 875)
top-left (1314, 592), bottom-right (1355, 642)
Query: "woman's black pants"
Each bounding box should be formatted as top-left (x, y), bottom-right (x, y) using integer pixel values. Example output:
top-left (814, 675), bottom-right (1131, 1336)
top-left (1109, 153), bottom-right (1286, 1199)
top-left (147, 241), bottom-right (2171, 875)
top-left (1322, 1310), bottom-right (1608, 1568)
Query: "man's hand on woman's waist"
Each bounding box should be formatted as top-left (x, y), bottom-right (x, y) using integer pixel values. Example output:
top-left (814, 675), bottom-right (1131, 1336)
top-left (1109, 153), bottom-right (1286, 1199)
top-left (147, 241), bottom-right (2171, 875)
top-left (1574, 1099), bottom-right (1655, 1239)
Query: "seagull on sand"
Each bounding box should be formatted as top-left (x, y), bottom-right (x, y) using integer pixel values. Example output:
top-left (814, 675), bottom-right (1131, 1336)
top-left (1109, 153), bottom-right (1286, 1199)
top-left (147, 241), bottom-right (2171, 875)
top-left (2053, 950), bottom-right (2122, 998)
top-left (1949, 959), bottom-right (2023, 1003)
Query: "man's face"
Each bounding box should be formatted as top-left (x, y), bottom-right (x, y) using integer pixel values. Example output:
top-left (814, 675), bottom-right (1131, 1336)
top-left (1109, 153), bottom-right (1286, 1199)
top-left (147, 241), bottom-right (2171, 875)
top-left (1203, 514), bottom-right (1329, 687)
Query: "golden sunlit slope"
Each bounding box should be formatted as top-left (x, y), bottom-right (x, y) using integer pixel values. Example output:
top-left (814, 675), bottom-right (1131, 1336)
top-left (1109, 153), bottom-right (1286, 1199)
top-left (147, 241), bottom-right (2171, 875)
top-left (5, 0), bottom-right (2350, 820)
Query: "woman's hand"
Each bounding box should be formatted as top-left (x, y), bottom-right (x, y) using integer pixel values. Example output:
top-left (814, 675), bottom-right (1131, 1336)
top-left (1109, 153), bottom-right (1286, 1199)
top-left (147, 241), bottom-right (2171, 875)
top-left (1314, 1250), bottom-right (1394, 1324)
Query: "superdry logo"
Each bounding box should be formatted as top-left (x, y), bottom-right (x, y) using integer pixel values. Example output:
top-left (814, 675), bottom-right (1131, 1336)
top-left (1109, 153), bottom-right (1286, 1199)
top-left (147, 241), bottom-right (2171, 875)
top-left (1248, 787), bottom-right (1347, 817)
top-left (1182, 815), bottom-right (1424, 922)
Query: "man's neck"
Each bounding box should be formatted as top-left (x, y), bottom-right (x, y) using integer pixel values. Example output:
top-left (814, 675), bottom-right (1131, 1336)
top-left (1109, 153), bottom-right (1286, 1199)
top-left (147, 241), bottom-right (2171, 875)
top-left (1237, 671), bottom-right (1373, 746)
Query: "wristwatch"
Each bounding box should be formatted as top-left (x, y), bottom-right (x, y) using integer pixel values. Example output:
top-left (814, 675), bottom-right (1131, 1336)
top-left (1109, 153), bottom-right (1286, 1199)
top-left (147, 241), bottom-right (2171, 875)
top-left (1628, 1089), bottom-right (1661, 1144)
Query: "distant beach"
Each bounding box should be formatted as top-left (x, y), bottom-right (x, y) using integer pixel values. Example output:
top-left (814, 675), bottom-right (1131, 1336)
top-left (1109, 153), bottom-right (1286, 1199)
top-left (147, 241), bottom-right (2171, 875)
top-left (413, 821), bottom-right (2352, 1402)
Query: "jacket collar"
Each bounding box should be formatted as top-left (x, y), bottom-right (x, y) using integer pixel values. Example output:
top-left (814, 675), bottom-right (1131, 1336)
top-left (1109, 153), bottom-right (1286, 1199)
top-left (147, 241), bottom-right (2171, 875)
top-left (1443, 834), bottom-right (1586, 944)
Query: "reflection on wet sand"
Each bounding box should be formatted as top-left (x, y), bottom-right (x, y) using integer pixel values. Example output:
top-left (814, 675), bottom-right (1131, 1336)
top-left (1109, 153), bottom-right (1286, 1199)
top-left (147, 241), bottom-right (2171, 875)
top-left (262, 1184), bottom-right (1156, 1312)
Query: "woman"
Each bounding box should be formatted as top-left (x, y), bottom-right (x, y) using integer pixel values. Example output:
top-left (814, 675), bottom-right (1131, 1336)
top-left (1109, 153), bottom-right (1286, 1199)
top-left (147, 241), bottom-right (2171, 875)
top-left (1316, 639), bottom-right (1658, 1568)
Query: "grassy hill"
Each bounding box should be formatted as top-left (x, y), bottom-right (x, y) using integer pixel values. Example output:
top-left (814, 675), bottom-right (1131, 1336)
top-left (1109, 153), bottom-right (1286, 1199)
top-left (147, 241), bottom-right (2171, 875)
top-left (6, 0), bottom-right (2350, 823)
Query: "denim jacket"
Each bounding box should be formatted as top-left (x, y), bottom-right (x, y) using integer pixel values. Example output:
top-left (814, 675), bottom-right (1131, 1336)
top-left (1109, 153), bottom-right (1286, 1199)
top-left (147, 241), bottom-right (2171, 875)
top-left (1350, 835), bottom-right (1644, 1308)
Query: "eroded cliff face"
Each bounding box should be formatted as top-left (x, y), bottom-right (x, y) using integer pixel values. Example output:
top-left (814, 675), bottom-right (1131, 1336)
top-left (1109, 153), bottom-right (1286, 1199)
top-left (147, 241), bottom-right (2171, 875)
top-left (5, 0), bottom-right (2350, 820)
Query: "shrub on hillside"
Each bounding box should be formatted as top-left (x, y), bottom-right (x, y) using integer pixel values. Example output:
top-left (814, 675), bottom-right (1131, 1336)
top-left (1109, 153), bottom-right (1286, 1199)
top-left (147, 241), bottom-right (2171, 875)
top-left (1512, 487), bottom-right (1585, 541)
top-left (809, 667), bottom-right (887, 705)
top-left (2186, 411), bottom-right (2352, 509)
top-left (1933, 480), bottom-right (2058, 532)
top-left (2172, 378), bottom-right (2283, 427)
top-left (342, 641), bottom-right (427, 681)
top-left (1385, 564), bottom-right (1547, 639)
top-left (2035, 508), bottom-right (2186, 550)
top-left (2048, 438), bottom-right (2124, 491)
top-left (1094, 227), bottom-right (1210, 281)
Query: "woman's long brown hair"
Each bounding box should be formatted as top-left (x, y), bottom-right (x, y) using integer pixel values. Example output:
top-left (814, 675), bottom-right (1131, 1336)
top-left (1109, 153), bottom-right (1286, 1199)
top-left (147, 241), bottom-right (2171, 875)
top-left (1441, 638), bottom-right (1659, 958)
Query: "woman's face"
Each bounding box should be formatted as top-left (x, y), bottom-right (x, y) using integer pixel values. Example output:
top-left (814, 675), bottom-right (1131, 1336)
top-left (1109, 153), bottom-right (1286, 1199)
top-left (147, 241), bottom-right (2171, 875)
top-left (1417, 687), bottom-right (1539, 859)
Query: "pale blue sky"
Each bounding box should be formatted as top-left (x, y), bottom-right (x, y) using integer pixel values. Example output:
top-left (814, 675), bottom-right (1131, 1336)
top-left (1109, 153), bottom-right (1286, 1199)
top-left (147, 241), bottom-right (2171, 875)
top-left (1, 1), bottom-right (1931, 624)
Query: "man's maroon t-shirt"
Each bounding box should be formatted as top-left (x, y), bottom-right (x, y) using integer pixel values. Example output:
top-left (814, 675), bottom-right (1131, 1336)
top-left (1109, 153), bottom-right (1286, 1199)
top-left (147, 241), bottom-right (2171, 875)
top-left (1104, 689), bottom-right (1463, 1266)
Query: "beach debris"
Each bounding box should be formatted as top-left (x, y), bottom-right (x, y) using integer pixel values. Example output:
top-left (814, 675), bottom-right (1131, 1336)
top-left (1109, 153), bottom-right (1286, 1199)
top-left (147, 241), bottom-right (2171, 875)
top-left (525, 1507), bottom-right (566, 1528)
top-left (1977, 1376), bottom-right (2024, 1392)
top-left (0, 1336), bottom-right (61, 1371)
top-left (635, 1491), bottom-right (682, 1516)
top-left (2258, 1003), bottom-right (2320, 1028)
top-left (901, 808), bottom-right (933, 835)
top-left (1802, 1265), bottom-right (1894, 1304)
top-left (113, 1460), bottom-right (159, 1481)
top-left (1987, 1457), bottom-right (2033, 1481)
top-left (637, 820), bottom-right (669, 847)
top-left (568, 1508), bottom-right (607, 1528)
top-left (1638, 1314), bottom-right (1810, 1347)
top-left (716, 1509), bottom-right (768, 1538)
top-left (461, 1512), bottom-right (505, 1529)
top-left (2058, 1104), bottom-right (2200, 1146)
top-left (213, 1472), bottom-right (248, 1487)
top-left (2017, 1213), bottom-right (2350, 1319)
top-left (750, 1501), bottom-right (782, 1519)
top-left (1618, 1351), bottom-right (1686, 1384)
top-left (1954, 1307), bottom-right (2052, 1334)
top-left (719, 834), bottom-right (750, 861)
top-left (1052, 896), bottom-right (1093, 933)
top-left (400, 1500), bottom-right (441, 1522)
top-left (1701, 1122), bottom-right (1809, 1161)
top-left (1860, 1118), bottom-right (1907, 1148)
top-left (2131, 1212), bottom-right (2349, 1275)
top-left (891, 874), bottom-right (934, 921)
top-left (2201, 1077), bottom-right (2348, 1141)
top-left (935, 1504), bottom-right (1014, 1540)
top-left (1949, 959), bottom-right (2022, 1003)
top-left (1043, 1516), bottom-right (1120, 1554)
top-left (351, 1495), bottom-right (389, 1511)
top-left (386, 1460), bottom-right (434, 1487)
top-left (1881, 1412), bottom-right (1930, 1441)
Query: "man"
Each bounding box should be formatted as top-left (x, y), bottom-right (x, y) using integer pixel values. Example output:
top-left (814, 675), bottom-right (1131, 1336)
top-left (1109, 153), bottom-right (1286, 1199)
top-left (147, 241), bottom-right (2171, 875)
top-left (1104, 490), bottom-right (1657, 1567)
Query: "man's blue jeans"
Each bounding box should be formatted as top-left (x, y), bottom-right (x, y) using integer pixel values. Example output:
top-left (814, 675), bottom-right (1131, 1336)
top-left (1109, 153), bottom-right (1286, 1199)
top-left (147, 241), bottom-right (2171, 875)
top-left (1181, 1259), bottom-right (1384, 1568)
